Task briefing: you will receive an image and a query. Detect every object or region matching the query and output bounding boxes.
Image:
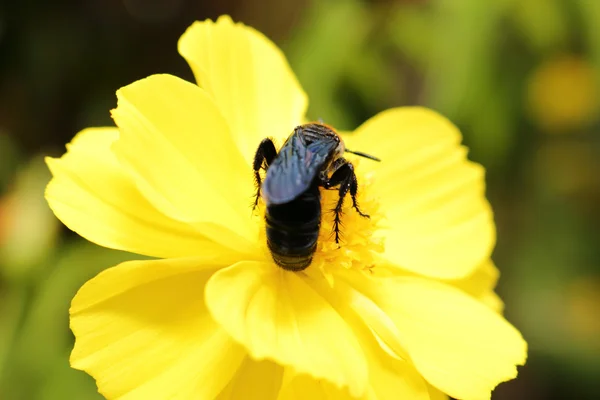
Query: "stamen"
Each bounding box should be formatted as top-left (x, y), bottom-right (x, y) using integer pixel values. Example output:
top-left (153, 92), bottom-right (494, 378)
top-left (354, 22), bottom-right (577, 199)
top-left (256, 167), bottom-right (384, 282)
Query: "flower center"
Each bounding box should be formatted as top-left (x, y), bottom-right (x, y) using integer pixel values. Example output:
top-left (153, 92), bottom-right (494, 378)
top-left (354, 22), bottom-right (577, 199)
top-left (254, 164), bottom-right (384, 278)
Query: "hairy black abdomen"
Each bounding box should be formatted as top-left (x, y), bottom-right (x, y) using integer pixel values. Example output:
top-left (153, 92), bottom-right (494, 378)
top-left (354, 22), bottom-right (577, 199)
top-left (265, 185), bottom-right (321, 271)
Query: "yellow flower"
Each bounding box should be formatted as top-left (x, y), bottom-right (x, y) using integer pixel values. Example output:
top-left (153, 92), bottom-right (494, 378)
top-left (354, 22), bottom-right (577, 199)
top-left (45, 16), bottom-right (526, 400)
top-left (526, 54), bottom-right (599, 133)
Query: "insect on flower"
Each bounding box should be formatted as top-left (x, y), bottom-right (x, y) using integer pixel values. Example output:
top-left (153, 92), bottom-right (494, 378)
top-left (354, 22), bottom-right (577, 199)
top-left (252, 123), bottom-right (380, 271)
top-left (44, 15), bottom-right (527, 400)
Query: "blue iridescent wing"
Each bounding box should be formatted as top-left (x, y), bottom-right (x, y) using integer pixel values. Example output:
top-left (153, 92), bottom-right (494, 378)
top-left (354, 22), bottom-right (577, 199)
top-left (262, 128), bottom-right (338, 204)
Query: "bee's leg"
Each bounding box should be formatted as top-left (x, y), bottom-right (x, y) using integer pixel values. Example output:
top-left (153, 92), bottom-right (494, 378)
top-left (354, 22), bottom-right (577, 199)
top-left (252, 138), bottom-right (277, 209)
top-left (322, 160), bottom-right (369, 243)
top-left (348, 169), bottom-right (369, 219)
top-left (319, 157), bottom-right (346, 190)
top-left (323, 159), bottom-right (369, 216)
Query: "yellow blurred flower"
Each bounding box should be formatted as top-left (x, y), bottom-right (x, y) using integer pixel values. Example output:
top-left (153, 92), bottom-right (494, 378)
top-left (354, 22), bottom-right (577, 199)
top-left (566, 276), bottom-right (600, 347)
top-left (527, 55), bottom-right (599, 132)
top-left (45, 16), bottom-right (526, 400)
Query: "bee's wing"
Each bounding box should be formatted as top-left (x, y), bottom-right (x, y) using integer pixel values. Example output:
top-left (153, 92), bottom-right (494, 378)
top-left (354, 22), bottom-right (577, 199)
top-left (263, 133), bottom-right (337, 204)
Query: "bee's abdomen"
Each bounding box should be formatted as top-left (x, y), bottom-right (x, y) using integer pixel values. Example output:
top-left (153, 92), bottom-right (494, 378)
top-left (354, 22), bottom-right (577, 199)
top-left (265, 187), bottom-right (321, 271)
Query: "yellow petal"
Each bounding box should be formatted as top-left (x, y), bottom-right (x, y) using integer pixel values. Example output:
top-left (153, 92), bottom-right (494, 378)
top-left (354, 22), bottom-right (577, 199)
top-left (45, 127), bottom-right (223, 258)
top-left (178, 16), bottom-right (308, 162)
top-left (306, 271), bottom-right (430, 400)
top-left (277, 374), bottom-right (349, 400)
top-left (362, 276), bottom-right (527, 400)
top-left (427, 385), bottom-right (450, 400)
top-left (449, 260), bottom-right (504, 313)
top-left (111, 74), bottom-right (258, 249)
top-left (328, 273), bottom-right (410, 361)
top-left (450, 260), bottom-right (498, 296)
top-left (217, 357), bottom-right (284, 400)
top-left (205, 261), bottom-right (368, 397)
top-left (71, 257), bottom-right (246, 399)
top-left (345, 107), bottom-right (494, 279)
top-left (477, 291), bottom-right (504, 314)
top-left (364, 345), bottom-right (430, 400)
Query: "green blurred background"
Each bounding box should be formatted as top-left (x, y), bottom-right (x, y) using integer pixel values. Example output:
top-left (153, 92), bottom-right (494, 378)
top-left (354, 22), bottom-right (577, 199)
top-left (1, 0), bottom-right (599, 399)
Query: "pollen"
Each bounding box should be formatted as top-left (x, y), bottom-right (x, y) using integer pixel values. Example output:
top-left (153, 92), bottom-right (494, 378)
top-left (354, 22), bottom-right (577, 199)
top-left (312, 167), bottom-right (384, 278)
top-left (254, 165), bottom-right (385, 281)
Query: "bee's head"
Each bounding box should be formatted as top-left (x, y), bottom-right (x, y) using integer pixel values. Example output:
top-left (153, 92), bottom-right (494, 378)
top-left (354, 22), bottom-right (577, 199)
top-left (309, 122), bottom-right (345, 160)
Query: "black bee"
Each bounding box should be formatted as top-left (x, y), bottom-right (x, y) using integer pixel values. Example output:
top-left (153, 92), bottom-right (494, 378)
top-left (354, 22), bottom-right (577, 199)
top-left (252, 123), bottom-right (380, 271)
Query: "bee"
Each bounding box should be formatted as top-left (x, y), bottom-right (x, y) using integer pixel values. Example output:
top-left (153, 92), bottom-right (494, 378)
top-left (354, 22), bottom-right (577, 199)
top-left (252, 123), bottom-right (380, 271)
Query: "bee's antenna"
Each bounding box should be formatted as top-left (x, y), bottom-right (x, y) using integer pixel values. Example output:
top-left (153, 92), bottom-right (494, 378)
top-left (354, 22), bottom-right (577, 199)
top-left (345, 149), bottom-right (381, 162)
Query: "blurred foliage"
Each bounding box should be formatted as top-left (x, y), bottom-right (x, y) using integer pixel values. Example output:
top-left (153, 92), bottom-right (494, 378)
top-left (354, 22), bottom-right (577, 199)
top-left (0, 0), bottom-right (599, 399)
